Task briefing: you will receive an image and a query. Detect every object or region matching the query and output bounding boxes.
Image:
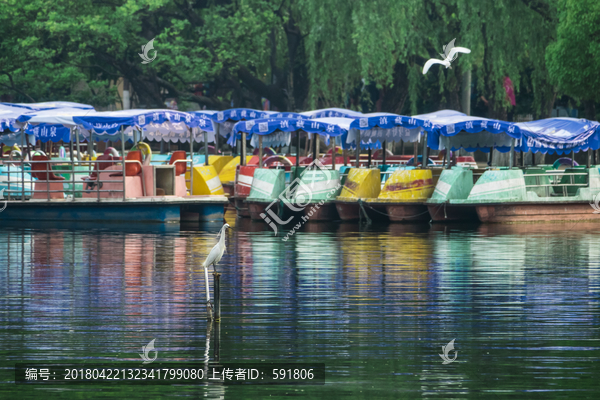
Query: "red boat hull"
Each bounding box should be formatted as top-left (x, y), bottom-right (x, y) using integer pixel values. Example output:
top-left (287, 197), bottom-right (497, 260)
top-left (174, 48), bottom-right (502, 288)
top-left (303, 201), bottom-right (339, 221)
top-left (335, 200), bottom-right (388, 221)
top-left (247, 200), bottom-right (272, 221)
top-left (222, 183), bottom-right (235, 211)
top-left (384, 202), bottom-right (430, 222)
top-left (427, 203), bottom-right (478, 222)
top-left (335, 201), bottom-right (360, 221)
top-left (235, 197), bottom-right (250, 218)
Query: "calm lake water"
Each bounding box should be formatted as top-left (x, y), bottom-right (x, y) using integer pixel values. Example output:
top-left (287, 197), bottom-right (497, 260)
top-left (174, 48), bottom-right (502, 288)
top-left (1, 214), bottom-right (599, 399)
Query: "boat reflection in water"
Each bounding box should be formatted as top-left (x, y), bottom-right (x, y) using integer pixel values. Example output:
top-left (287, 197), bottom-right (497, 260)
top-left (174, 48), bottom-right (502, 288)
top-left (2, 220), bottom-right (600, 398)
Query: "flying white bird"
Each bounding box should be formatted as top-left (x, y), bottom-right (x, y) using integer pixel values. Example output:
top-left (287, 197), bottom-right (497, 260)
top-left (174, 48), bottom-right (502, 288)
top-left (422, 38), bottom-right (471, 74)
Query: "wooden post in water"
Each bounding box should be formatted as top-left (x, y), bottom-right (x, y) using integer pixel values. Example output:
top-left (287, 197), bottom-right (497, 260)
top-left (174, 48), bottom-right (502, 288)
top-left (382, 141), bottom-right (387, 165)
top-left (214, 319), bottom-right (221, 362)
top-left (213, 272), bottom-right (221, 322)
top-left (205, 268), bottom-right (212, 320)
top-left (367, 148), bottom-right (372, 168)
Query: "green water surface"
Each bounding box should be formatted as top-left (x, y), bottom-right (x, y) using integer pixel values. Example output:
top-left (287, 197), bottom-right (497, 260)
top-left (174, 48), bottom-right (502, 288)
top-left (1, 218), bottom-right (599, 399)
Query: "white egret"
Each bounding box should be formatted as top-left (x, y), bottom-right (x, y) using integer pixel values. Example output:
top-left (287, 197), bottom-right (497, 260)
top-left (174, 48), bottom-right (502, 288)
top-left (423, 39), bottom-right (471, 74)
top-left (201, 223), bottom-right (230, 307)
top-left (202, 223), bottom-right (231, 273)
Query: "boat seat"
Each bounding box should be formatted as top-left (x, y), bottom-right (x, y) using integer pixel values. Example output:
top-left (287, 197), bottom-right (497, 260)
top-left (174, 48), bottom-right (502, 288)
top-left (552, 168), bottom-right (588, 196)
top-left (169, 150), bottom-right (187, 176)
top-left (31, 155), bottom-right (65, 181)
top-left (83, 154), bottom-right (121, 180)
top-left (524, 168), bottom-right (552, 197)
top-left (109, 151), bottom-right (143, 177)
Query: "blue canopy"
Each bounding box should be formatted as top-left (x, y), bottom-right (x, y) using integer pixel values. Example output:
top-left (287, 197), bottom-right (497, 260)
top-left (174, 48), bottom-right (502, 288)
top-left (15, 107), bottom-right (99, 142)
top-left (16, 108), bottom-right (202, 143)
top-left (229, 117), bottom-right (347, 148)
top-left (28, 124), bottom-right (72, 143)
top-left (300, 108), bottom-right (363, 119)
top-left (1, 105), bottom-right (31, 132)
top-left (73, 109), bottom-right (200, 135)
top-left (517, 118), bottom-right (600, 155)
top-left (191, 111), bottom-right (217, 132)
top-left (211, 108), bottom-right (311, 140)
top-left (343, 112), bottom-right (445, 150)
top-left (1, 101), bottom-right (94, 111)
top-left (424, 112), bottom-right (521, 153)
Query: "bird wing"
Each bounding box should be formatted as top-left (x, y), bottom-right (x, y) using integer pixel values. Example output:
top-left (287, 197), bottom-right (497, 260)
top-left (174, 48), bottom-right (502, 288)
top-left (423, 58), bottom-right (445, 74)
top-left (202, 243), bottom-right (222, 268)
top-left (442, 38), bottom-right (456, 58)
top-left (446, 46), bottom-right (471, 61)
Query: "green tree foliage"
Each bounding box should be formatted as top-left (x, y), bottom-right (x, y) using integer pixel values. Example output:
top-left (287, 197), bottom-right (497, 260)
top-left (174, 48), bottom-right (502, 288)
top-left (546, 0), bottom-right (600, 119)
top-left (0, 0), bottom-right (595, 120)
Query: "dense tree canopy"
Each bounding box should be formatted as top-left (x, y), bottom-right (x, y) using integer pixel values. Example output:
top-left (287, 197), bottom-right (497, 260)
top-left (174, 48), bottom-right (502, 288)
top-left (0, 0), bottom-right (598, 120)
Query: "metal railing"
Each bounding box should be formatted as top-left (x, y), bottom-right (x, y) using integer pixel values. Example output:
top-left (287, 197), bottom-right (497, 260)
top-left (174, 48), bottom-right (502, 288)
top-left (1, 158), bottom-right (128, 202)
top-left (524, 171), bottom-right (589, 197)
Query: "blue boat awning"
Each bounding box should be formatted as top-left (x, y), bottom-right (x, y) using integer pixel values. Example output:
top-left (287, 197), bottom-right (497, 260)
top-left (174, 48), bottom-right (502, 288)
top-left (425, 113), bottom-right (521, 153)
top-left (230, 117), bottom-right (348, 148)
top-left (517, 118), bottom-right (600, 155)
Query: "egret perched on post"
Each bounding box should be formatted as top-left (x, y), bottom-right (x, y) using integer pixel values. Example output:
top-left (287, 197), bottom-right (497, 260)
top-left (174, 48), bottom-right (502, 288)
top-left (202, 223), bottom-right (230, 273)
top-left (202, 223), bottom-right (230, 310)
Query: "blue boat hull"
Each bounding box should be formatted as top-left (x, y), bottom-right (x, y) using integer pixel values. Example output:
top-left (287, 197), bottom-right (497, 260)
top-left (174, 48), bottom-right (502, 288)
top-left (0, 200), bottom-right (225, 223)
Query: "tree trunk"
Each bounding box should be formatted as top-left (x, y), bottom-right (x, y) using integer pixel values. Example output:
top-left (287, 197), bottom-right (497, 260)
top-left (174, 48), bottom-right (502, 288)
top-left (584, 100), bottom-right (597, 120)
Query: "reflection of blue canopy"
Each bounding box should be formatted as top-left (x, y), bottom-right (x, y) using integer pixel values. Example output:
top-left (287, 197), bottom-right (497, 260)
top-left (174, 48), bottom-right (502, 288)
top-left (517, 118), bottom-right (600, 155)
top-left (425, 112), bottom-right (521, 153)
top-left (230, 117), bottom-right (347, 148)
